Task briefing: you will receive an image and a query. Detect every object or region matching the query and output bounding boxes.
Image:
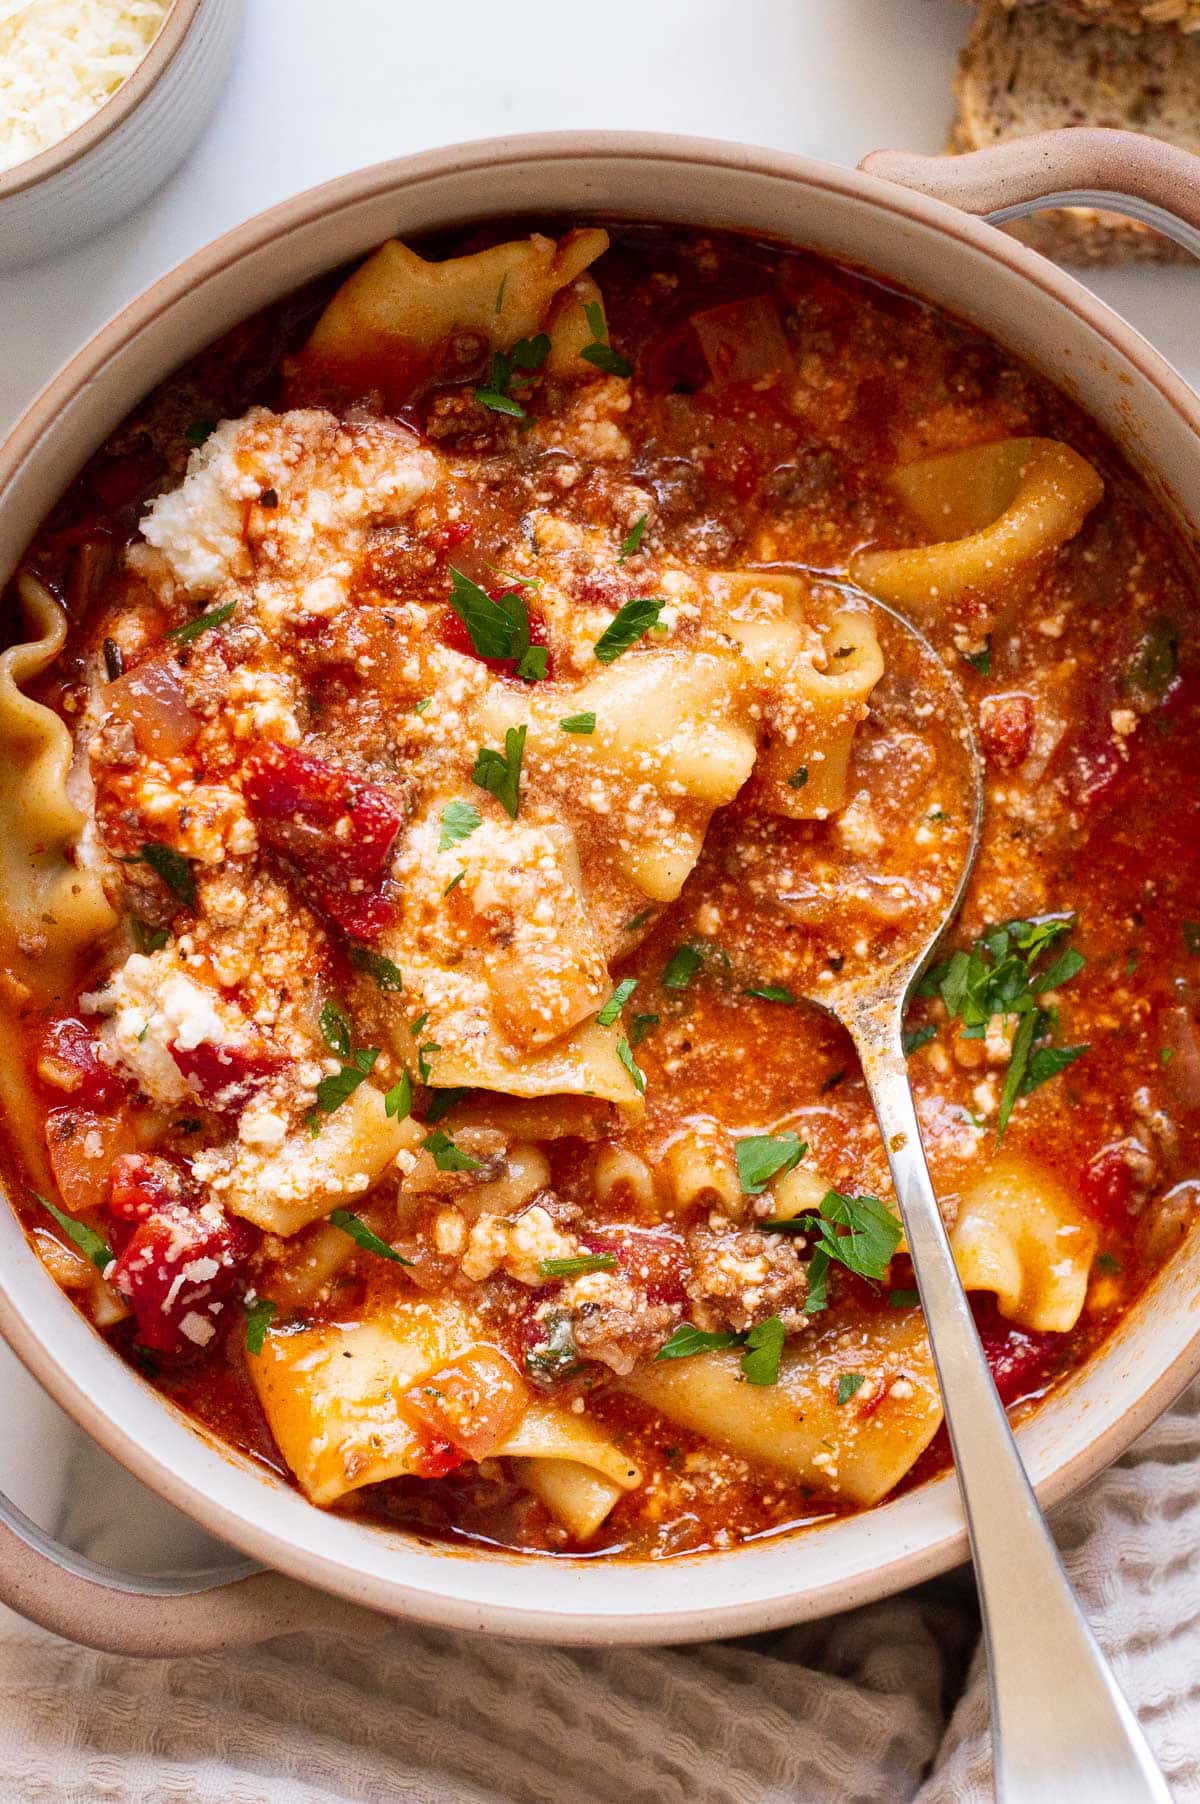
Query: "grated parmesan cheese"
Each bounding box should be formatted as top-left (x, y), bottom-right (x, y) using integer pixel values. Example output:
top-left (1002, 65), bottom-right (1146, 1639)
top-left (0, 0), bottom-right (169, 175)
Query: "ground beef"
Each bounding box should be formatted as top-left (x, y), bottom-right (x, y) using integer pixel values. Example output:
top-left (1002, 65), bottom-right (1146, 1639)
top-left (684, 1226), bottom-right (809, 1333)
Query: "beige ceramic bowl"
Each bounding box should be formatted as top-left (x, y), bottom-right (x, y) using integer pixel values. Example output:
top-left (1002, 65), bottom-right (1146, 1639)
top-left (0, 0), bottom-right (241, 270)
top-left (1, 128), bottom-right (1200, 1657)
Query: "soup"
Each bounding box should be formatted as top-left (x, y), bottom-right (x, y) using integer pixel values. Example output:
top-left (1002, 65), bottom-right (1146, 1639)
top-left (2, 221), bottom-right (1197, 1559)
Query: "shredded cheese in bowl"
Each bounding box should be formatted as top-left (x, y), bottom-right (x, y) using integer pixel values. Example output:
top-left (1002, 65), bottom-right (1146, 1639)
top-left (0, 0), bottom-right (171, 175)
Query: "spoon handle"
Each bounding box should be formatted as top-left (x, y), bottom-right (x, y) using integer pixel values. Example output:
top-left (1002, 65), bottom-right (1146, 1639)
top-left (855, 1028), bottom-right (1172, 1804)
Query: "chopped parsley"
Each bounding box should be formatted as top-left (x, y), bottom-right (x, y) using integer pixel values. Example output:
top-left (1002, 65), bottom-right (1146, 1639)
top-left (409, 1011), bottom-right (430, 1038)
top-left (559, 711), bottom-right (596, 734)
top-left (888, 1288), bottom-right (920, 1309)
top-left (662, 943), bottom-right (704, 991)
top-left (736, 1133), bottom-right (806, 1195)
top-left (318, 999), bottom-right (353, 1059)
top-left (329, 1209), bottom-right (411, 1266)
top-left (438, 799), bottom-right (482, 852)
top-left (525, 1311), bottom-right (582, 1384)
top-left (539, 1253), bottom-right (618, 1278)
top-left (963, 638), bottom-right (992, 677)
top-left (1161, 1045), bottom-right (1176, 1067)
top-left (348, 945), bottom-right (404, 993)
top-left (787, 765), bottom-right (809, 790)
top-left (311, 1046), bottom-right (379, 1123)
top-left (762, 1191), bottom-right (903, 1314)
top-left (184, 418), bottom-right (215, 447)
top-left (472, 725), bottom-right (526, 819)
top-left (629, 1013), bottom-right (659, 1046)
top-left (35, 1192), bottom-right (112, 1273)
top-left (623, 907), bottom-right (654, 933)
top-left (918, 915), bottom-right (1089, 1136)
top-left (615, 1037), bottom-right (646, 1094)
top-left (1124, 618), bottom-right (1179, 707)
top-left (443, 870), bottom-right (465, 896)
top-left (424, 1085), bottom-right (467, 1124)
top-left (243, 1297), bottom-right (276, 1355)
top-left (618, 514), bottom-right (647, 561)
top-left (102, 638), bottom-right (123, 681)
top-left (413, 697), bottom-right (432, 715)
top-left (416, 1041), bottom-right (440, 1085)
top-left (836, 1372), bottom-right (866, 1406)
top-left (166, 602), bottom-right (235, 644)
top-left (384, 1071), bottom-right (412, 1119)
top-left (654, 1316), bottom-right (788, 1386)
top-left (423, 1129), bottom-right (483, 1173)
top-left (134, 843), bottom-right (196, 909)
top-left (130, 918), bottom-right (168, 955)
top-left (742, 984), bottom-right (796, 1004)
top-left (902, 1023), bottom-right (936, 1057)
top-left (593, 597), bottom-right (664, 663)
top-left (448, 567), bottom-right (544, 674)
top-left (597, 978), bottom-right (637, 1027)
top-left (1095, 1252), bottom-right (1122, 1275)
top-left (474, 333), bottom-right (550, 416)
top-left (580, 301), bottom-right (632, 378)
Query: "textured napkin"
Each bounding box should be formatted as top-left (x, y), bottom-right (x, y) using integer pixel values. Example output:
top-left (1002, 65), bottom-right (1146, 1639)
top-left (0, 1359), bottom-right (1197, 1803)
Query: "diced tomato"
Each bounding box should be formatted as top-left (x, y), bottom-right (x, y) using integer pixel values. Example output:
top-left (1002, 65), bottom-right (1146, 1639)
top-left (440, 590), bottom-right (554, 681)
top-left (1061, 720), bottom-right (1125, 809)
top-left (972, 1294), bottom-right (1063, 1405)
top-left (45, 1107), bottom-right (139, 1216)
top-left (406, 1432), bottom-right (468, 1480)
top-left (241, 743), bottom-right (404, 939)
top-left (639, 319), bottom-right (709, 395)
top-left (580, 1226), bottom-right (688, 1308)
top-left (107, 1153), bottom-right (256, 1357)
top-left (170, 1039), bottom-right (287, 1113)
top-left (979, 693), bottom-right (1034, 771)
top-left (37, 1018), bottom-right (126, 1109)
top-left (398, 1346), bottom-right (529, 1461)
top-left (430, 520), bottom-right (472, 557)
top-left (1079, 1143), bottom-right (1136, 1229)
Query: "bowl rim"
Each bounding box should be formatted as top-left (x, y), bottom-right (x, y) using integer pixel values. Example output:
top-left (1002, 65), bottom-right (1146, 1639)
top-left (3, 129), bottom-right (1200, 1640)
top-left (0, 0), bottom-right (203, 202)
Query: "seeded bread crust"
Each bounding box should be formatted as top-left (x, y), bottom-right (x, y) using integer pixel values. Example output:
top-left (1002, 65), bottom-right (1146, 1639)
top-left (953, 0), bottom-right (1200, 263)
top-left (970, 0), bottom-right (1200, 31)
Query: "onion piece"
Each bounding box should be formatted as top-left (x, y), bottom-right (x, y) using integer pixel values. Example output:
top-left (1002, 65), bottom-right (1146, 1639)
top-left (689, 295), bottom-right (790, 387)
top-left (104, 656), bottom-right (200, 758)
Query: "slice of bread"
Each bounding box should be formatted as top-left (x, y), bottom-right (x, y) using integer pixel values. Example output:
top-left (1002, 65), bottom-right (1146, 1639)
top-left (970, 0), bottom-right (1200, 31)
top-left (954, 0), bottom-right (1200, 262)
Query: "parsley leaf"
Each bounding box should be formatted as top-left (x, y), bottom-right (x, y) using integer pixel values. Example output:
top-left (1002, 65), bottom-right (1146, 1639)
top-left (593, 597), bottom-right (664, 662)
top-left (136, 843), bottom-right (196, 909)
top-left (348, 945), bottom-right (404, 993)
top-left (474, 333), bottom-right (551, 416)
top-left (384, 1071), bottom-right (412, 1119)
top-left (736, 1133), bottom-right (806, 1195)
top-left (515, 645), bottom-right (549, 683)
top-left (423, 1129), bottom-right (482, 1173)
top-left (329, 1209), bottom-right (411, 1266)
top-left (580, 301), bottom-right (632, 378)
top-left (539, 1253), bottom-right (618, 1278)
top-left (35, 1191), bottom-right (112, 1273)
top-left (888, 1288), bottom-right (919, 1309)
top-left (817, 1190), bottom-right (903, 1281)
top-left (319, 999), bottom-right (353, 1059)
top-left (597, 978), bottom-right (637, 1027)
top-left (166, 602), bottom-right (236, 644)
top-left (623, 907), bottom-right (654, 932)
top-left (742, 984), bottom-right (796, 1004)
top-left (184, 418), bottom-right (215, 447)
top-left (439, 799), bottom-right (482, 852)
top-left (787, 765), bottom-right (809, 790)
top-left (618, 514), bottom-right (647, 561)
top-left (472, 725), bottom-right (526, 819)
top-left (560, 711), bottom-right (596, 735)
top-left (615, 1036), bottom-right (646, 1094)
top-left (837, 1372), bottom-right (866, 1406)
top-left (963, 638), bottom-right (992, 677)
top-left (656, 1323), bottom-right (746, 1361)
top-left (416, 1041), bottom-right (440, 1085)
top-left (424, 1085), bottom-right (467, 1124)
top-left (130, 918), bottom-right (168, 955)
top-left (449, 567), bottom-right (531, 659)
top-left (313, 1046), bottom-right (379, 1116)
top-left (902, 1024), bottom-right (936, 1057)
top-left (630, 1012), bottom-right (659, 1045)
top-left (244, 1297), bottom-right (276, 1355)
top-left (662, 943), bottom-right (704, 991)
top-left (740, 1316), bottom-right (786, 1386)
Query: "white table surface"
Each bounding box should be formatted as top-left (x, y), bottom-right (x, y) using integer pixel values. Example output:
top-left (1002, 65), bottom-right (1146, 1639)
top-left (1, 0), bottom-right (1198, 1573)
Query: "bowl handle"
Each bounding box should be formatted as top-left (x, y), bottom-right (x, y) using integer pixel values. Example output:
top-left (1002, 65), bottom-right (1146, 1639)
top-left (860, 127), bottom-right (1200, 259)
top-left (0, 1483), bottom-right (383, 1656)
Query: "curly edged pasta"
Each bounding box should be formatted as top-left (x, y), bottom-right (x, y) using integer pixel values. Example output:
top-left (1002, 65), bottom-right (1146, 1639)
top-left (949, 1153), bottom-right (1097, 1334)
top-left (850, 437), bottom-right (1103, 614)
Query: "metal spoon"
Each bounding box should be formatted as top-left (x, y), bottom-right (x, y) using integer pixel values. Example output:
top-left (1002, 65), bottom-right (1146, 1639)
top-left (793, 597), bottom-right (1172, 1804)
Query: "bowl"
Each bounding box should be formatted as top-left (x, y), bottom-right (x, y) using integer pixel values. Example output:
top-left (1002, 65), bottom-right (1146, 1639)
top-left (0, 0), bottom-right (241, 271)
top-left (2, 128), bottom-right (1200, 1656)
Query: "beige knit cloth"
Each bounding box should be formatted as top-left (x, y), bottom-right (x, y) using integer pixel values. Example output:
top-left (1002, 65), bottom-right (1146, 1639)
top-left (0, 1373), bottom-right (1197, 1803)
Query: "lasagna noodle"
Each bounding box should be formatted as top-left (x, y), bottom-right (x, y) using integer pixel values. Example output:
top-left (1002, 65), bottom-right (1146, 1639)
top-left (0, 574), bottom-right (116, 986)
top-left (849, 437), bottom-right (1103, 610)
top-left (949, 1152), bottom-right (1097, 1334)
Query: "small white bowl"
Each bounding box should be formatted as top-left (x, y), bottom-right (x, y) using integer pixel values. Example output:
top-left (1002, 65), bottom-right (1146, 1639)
top-left (0, 0), bottom-right (241, 271)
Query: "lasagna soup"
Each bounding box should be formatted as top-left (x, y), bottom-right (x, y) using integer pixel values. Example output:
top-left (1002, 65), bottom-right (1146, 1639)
top-left (2, 223), bottom-right (1199, 1558)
